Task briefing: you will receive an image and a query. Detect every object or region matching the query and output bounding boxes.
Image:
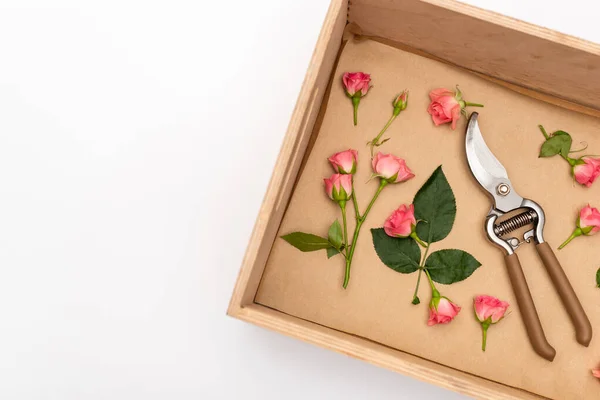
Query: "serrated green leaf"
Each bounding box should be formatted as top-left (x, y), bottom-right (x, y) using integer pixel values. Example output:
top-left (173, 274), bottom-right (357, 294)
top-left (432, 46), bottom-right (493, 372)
top-left (328, 220), bottom-right (343, 249)
top-left (413, 166), bottom-right (456, 243)
top-left (425, 249), bottom-right (482, 284)
top-left (539, 132), bottom-right (571, 158)
top-left (371, 228), bottom-right (421, 273)
top-left (281, 232), bottom-right (332, 252)
top-left (596, 267), bottom-right (600, 288)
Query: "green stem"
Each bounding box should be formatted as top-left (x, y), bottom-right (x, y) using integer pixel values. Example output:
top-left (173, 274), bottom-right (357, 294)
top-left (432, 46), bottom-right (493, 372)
top-left (411, 232), bottom-right (431, 303)
top-left (482, 324), bottom-right (489, 351)
top-left (538, 125), bottom-right (550, 140)
top-left (369, 114), bottom-right (397, 157)
top-left (343, 180), bottom-right (387, 289)
top-left (410, 232), bottom-right (428, 248)
top-left (464, 102), bottom-right (484, 107)
top-left (558, 228), bottom-right (583, 250)
top-left (352, 97), bottom-right (360, 126)
top-left (424, 268), bottom-right (437, 293)
top-left (351, 178), bottom-right (360, 220)
top-left (340, 203), bottom-right (349, 260)
top-left (411, 269), bottom-right (423, 304)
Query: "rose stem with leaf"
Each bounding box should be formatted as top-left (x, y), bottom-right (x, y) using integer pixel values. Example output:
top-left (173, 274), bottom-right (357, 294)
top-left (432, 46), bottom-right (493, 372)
top-left (368, 91), bottom-right (409, 157)
top-left (280, 150), bottom-right (415, 289)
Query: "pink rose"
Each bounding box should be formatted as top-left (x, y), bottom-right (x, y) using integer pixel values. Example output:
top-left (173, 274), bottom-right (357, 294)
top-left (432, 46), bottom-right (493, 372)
top-left (474, 295), bottom-right (509, 323)
top-left (473, 295), bottom-right (509, 351)
top-left (578, 204), bottom-right (600, 235)
top-left (342, 72), bottom-right (371, 97)
top-left (427, 88), bottom-right (461, 129)
top-left (324, 173), bottom-right (352, 202)
top-left (573, 157), bottom-right (600, 187)
top-left (427, 87), bottom-right (483, 130)
top-left (328, 149), bottom-right (358, 175)
top-left (384, 204), bottom-right (416, 238)
top-left (428, 294), bottom-right (461, 326)
top-left (559, 204), bottom-right (600, 249)
top-left (372, 152), bottom-right (415, 184)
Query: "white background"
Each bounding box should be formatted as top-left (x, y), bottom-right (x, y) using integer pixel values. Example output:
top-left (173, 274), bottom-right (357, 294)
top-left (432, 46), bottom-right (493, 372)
top-left (0, 1), bottom-right (598, 399)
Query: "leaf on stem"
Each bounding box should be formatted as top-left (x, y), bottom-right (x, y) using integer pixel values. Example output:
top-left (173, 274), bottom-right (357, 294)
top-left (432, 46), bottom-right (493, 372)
top-left (328, 220), bottom-right (343, 249)
top-left (413, 166), bottom-right (456, 243)
top-left (539, 131), bottom-right (572, 158)
top-left (596, 267), bottom-right (600, 288)
top-left (425, 249), bottom-right (482, 284)
top-left (281, 232), bottom-right (332, 252)
top-left (371, 228), bottom-right (421, 273)
top-left (327, 247), bottom-right (342, 259)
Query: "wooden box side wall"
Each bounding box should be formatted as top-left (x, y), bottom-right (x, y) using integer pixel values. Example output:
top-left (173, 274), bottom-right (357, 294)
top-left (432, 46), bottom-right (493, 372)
top-left (227, 0), bottom-right (348, 313)
top-left (349, 0), bottom-right (600, 110)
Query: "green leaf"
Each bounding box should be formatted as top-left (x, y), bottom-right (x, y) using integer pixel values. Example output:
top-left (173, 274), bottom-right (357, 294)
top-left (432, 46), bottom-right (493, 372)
top-left (281, 232), bottom-right (332, 252)
top-left (413, 166), bottom-right (456, 243)
top-left (328, 220), bottom-right (343, 249)
top-left (425, 249), bottom-right (482, 284)
top-left (539, 132), bottom-right (571, 158)
top-left (411, 296), bottom-right (420, 305)
top-left (326, 246), bottom-right (343, 259)
top-left (596, 267), bottom-right (600, 288)
top-left (371, 228), bottom-right (421, 273)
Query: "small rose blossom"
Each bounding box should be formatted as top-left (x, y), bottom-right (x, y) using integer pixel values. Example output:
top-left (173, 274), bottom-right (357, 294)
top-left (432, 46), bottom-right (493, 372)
top-left (559, 204), bottom-right (600, 249)
top-left (372, 152), bottom-right (415, 184)
top-left (324, 173), bottom-right (353, 202)
top-left (328, 149), bottom-right (358, 174)
top-left (427, 87), bottom-right (483, 130)
top-left (342, 72), bottom-right (371, 97)
top-left (573, 157), bottom-right (600, 187)
top-left (427, 88), bottom-right (461, 129)
top-left (474, 295), bottom-right (510, 324)
top-left (578, 205), bottom-right (600, 235)
top-left (593, 369), bottom-right (600, 379)
top-left (473, 295), bottom-right (509, 351)
top-left (384, 204), bottom-right (416, 238)
top-left (428, 293), bottom-right (461, 326)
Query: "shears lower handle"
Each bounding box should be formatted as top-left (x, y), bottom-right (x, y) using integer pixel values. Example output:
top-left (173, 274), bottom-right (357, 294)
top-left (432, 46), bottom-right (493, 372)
top-left (504, 252), bottom-right (556, 361)
top-left (535, 243), bottom-right (592, 347)
top-left (504, 243), bottom-right (592, 362)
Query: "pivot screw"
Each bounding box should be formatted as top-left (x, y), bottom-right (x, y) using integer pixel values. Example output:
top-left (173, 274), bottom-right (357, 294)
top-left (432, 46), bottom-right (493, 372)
top-left (497, 183), bottom-right (510, 196)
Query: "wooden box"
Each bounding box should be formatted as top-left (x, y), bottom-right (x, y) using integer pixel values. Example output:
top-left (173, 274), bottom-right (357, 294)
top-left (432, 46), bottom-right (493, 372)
top-left (228, 1), bottom-right (600, 398)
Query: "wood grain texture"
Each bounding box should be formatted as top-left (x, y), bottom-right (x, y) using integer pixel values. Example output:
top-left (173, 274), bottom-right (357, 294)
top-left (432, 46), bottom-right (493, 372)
top-left (227, 0), bottom-right (348, 312)
top-left (236, 304), bottom-right (544, 400)
top-left (348, 0), bottom-right (600, 109)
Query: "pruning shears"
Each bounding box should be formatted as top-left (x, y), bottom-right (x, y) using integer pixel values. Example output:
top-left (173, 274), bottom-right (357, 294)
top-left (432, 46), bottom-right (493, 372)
top-left (464, 112), bottom-right (592, 361)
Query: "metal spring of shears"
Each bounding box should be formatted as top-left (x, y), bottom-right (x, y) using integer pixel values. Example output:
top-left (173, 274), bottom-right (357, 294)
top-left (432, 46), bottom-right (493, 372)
top-left (494, 210), bottom-right (538, 236)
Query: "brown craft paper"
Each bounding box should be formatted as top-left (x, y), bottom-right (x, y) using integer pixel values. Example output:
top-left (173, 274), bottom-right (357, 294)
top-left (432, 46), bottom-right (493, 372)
top-left (256, 39), bottom-right (600, 400)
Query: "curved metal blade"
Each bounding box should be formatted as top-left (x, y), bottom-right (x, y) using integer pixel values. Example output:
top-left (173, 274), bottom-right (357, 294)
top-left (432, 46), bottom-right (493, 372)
top-left (465, 112), bottom-right (523, 212)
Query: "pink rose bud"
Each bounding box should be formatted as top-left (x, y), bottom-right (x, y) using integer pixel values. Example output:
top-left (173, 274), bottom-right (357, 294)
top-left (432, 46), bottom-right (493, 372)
top-left (328, 149), bottom-right (358, 174)
top-left (558, 204), bottom-right (600, 249)
top-left (324, 173), bottom-right (353, 203)
top-left (473, 295), bottom-right (509, 351)
top-left (384, 204), bottom-right (416, 238)
top-left (342, 72), bottom-right (371, 97)
top-left (372, 152), bottom-right (415, 184)
top-left (343, 72), bottom-right (371, 126)
top-left (573, 157), bottom-right (600, 187)
top-left (393, 90), bottom-right (409, 114)
top-left (427, 87), bottom-right (483, 130)
top-left (427, 291), bottom-right (461, 326)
